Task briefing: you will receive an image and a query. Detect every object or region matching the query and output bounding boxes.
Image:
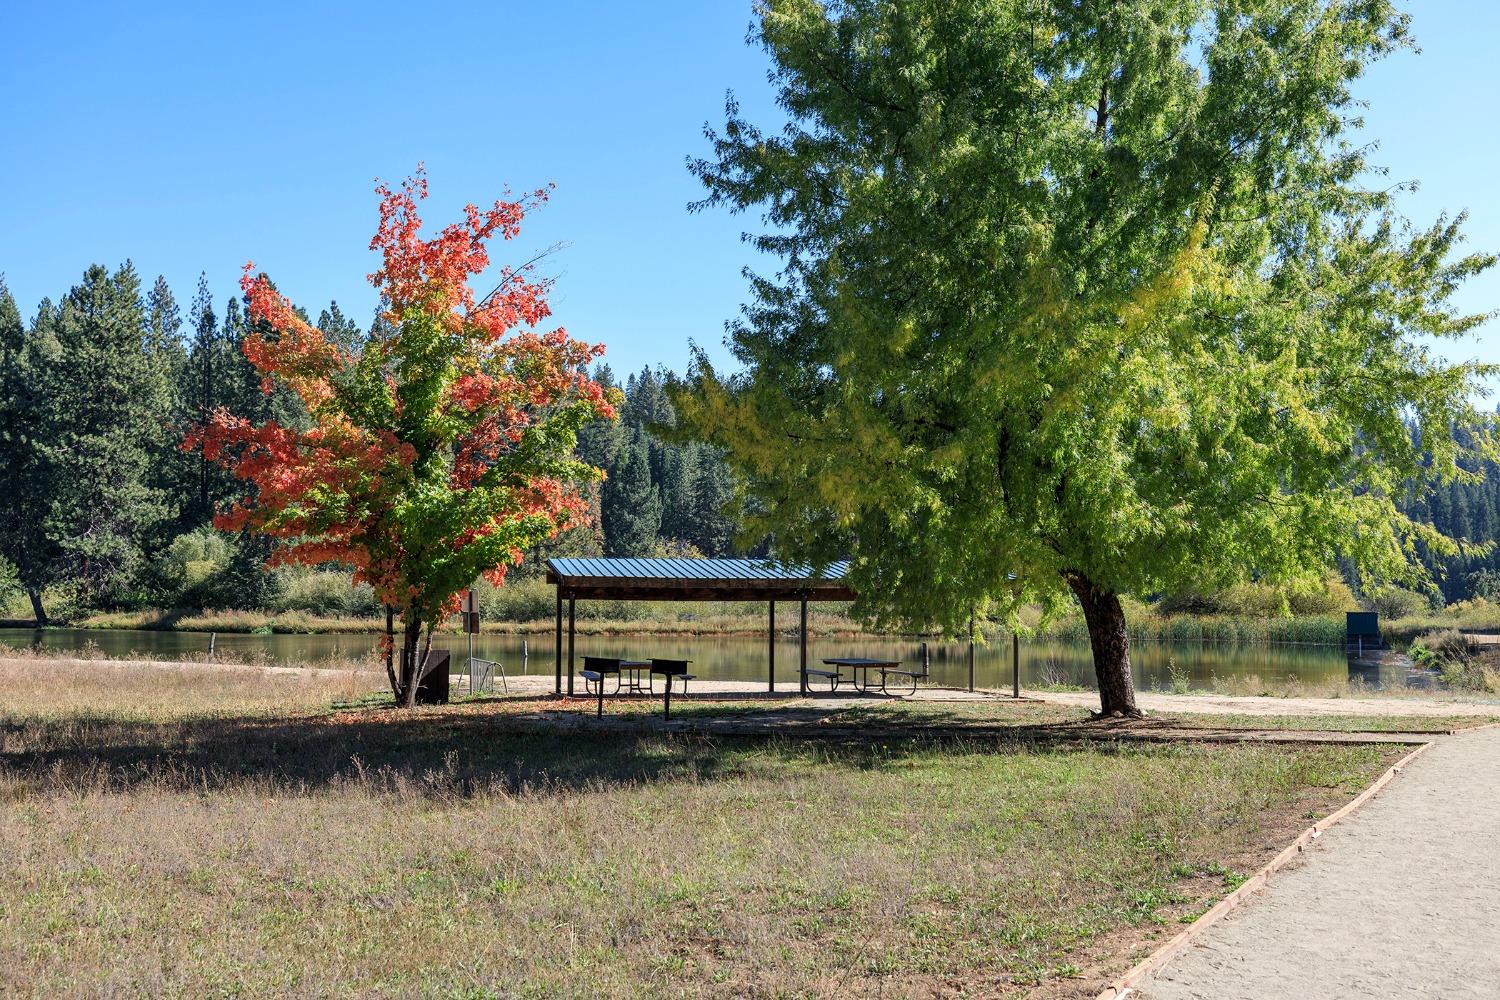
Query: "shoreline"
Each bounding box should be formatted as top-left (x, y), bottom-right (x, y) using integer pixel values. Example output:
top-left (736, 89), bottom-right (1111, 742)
top-left (0, 612), bottom-right (1358, 647)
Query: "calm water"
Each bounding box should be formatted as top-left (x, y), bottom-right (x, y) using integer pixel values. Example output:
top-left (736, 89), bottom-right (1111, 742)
top-left (0, 627), bottom-right (1404, 691)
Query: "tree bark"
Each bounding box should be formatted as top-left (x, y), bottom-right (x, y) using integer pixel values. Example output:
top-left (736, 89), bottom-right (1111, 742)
top-left (1067, 573), bottom-right (1141, 718)
top-left (28, 589), bottom-right (46, 627)
top-left (398, 618), bottom-right (423, 707)
top-left (382, 606), bottom-right (397, 700)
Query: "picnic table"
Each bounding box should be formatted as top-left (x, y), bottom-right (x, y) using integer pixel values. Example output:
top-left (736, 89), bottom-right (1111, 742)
top-left (618, 659), bottom-right (652, 694)
top-left (817, 657), bottom-right (922, 697)
top-left (578, 655), bottom-right (694, 719)
top-left (650, 658), bottom-right (694, 720)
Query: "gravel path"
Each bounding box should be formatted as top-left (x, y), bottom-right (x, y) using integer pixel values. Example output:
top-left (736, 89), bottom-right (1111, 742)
top-left (1138, 727), bottom-right (1500, 999)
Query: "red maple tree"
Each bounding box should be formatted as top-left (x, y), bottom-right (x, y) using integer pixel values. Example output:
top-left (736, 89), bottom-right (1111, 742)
top-left (186, 168), bottom-right (616, 704)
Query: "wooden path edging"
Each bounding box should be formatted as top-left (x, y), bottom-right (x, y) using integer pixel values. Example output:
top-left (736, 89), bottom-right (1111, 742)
top-left (1094, 739), bottom-right (1436, 1000)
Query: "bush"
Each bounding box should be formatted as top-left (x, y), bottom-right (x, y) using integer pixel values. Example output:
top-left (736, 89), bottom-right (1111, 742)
top-left (274, 570), bottom-right (380, 617)
top-left (1409, 628), bottom-right (1500, 693)
top-left (1365, 585), bottom-right (1429, 621)
top-left (1154, 590), bottom-right (1220, 615)
top-left (476, 578), bottom-right (555, 622)
top-left (1155, 573), bottom-right (1357, 619)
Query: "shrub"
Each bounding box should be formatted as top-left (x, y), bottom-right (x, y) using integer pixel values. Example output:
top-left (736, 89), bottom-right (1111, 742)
top-left (1154, 590), bottom-right (1221, 615)
top-left (476, 578), bottom-right (555, 622)
top-left (1409, 628), bottom-right (1500, 693)
top-left (274, 570), bottom-right (380, 617)
top-left (1365, 585), bottom-right (1429, 621)
top-left (1154, 573), bottom-right (1356, 620)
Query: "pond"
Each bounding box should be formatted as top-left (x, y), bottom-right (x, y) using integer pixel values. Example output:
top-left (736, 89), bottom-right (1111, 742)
top-left (0, 627), bottom-right (1415, 692)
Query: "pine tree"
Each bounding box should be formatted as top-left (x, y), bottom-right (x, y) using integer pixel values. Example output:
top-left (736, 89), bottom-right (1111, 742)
top-left (0, 282), bottom-right (57, 621)
top-left (182, 274), bottom-right (220, 522)
top-left (40, 263), bottom-right (171, 605)
top-left (316, 301), bottom-right (363, 355)
top-left (145, 275), bottom-right (194, 525)
top-left (601, 432), bottom-right (662, 556)
top-left (687, 448), bottom-right (737, 557)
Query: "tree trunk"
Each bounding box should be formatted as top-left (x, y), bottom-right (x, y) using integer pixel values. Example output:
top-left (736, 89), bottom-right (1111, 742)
top-left (28, 589), bottom-right (46, 627)
top-left (397, 618), bottom-right (423, 707)
top-left (382, 606), bottom-right (398, 699)
top-left (1067, 574), bottom-right (1142, 718)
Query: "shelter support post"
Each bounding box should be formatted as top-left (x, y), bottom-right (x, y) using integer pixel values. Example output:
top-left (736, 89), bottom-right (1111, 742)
top-left (554, 589), bottom-right (563, 695)
top-left (1012, 632), bottom-right (1020, 698)
top-left (799, 594), bottom-right (808, 695)
top-left (567, 596), bottom-right (576, 697)
top-left (768, 601), bottom-right (775, 693)
top-left (968, 615), bottom-right (976, 693)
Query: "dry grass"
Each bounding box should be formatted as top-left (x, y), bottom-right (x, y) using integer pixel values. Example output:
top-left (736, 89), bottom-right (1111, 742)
top-left (0, 657), bottom-right (1401, 999)
top-left (0, 653), bottom-right (377, 722)
top-left (1159, 712), bottom-right (1495, 733)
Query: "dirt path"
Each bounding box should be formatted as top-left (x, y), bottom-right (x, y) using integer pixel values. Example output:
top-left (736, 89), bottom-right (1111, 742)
top-left (1040, 689), bottom-right (1500, 718)
top-left (1137, 726), bottom-right (1500, 999)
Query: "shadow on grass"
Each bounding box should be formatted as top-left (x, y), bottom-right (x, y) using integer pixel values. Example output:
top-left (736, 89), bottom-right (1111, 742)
top-left (0, 698), bottom-right (1157, 800)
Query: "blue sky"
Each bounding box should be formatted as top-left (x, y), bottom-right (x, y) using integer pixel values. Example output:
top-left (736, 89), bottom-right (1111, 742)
top-left (1, 1), bottom-right (1495, 387)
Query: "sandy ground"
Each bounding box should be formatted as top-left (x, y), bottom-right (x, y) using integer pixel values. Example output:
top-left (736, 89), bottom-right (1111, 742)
top-left (1138, 726), bottom-right (1500, 999)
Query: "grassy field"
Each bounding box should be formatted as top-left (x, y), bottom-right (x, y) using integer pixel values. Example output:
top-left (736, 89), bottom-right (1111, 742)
top-left (0, 657), bottom-right (1414, 998)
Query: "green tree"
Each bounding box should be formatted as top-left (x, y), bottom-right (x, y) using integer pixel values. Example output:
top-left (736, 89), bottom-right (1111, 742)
top-left (680, 1), bottom-right (1494, 715)
top-left (316, 300), bottom-right (364, 355)
top-left (39, 263), bottom-right (172, 606)
top-left (602, 432), bottom-right (662, 556)
top-left (0, 282), bottom-right (58, 621)
top-left (686, 447), bottom-right (737, 556)
top-left (145, 275), bottom-right (194, 526)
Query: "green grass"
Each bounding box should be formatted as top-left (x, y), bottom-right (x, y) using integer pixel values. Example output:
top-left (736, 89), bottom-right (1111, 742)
top-left (0, 661), bottom-right (1403, 997)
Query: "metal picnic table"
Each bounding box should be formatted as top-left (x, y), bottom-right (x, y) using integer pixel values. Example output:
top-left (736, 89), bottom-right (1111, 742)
top-left (618, 659), bottom-right (653, 694)
top-left (818, 657), bottom-right (921, 697)
top-left (579, 656), bottom-right (694, 719)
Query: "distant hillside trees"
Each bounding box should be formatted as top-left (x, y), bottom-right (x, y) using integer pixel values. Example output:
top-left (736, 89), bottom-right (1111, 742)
top-left (0, 265), bottom-right (747, 618)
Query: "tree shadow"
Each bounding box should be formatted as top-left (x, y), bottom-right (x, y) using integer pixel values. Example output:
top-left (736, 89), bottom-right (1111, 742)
top-left (0, 698), bottom-right (1143, 800)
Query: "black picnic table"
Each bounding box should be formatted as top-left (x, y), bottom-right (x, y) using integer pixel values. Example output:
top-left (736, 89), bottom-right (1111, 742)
top-left (817, 657), bottom-right (920, 697)
top-left (579, 655), bottom-right (694, 718)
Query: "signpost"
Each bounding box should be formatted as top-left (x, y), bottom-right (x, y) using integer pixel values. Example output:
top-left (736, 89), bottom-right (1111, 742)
top-left (460, 587), bottom-right (504, 695)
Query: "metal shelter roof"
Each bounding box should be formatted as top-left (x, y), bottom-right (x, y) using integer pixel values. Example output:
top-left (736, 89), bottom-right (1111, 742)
top-left (545, 557), bottom-right (854, 601)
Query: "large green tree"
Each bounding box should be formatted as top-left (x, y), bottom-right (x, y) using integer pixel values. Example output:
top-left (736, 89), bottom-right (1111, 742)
top-left (0, 281), bottom-right (57, 622)
top-left (35, 264), bottom-right (173, 608)
top-left (602, 431), bottom-right (663, 555)
top-left (681, 0), bottom-right (1495, 715)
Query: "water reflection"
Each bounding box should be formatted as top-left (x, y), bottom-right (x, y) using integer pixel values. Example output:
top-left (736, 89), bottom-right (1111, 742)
top-left (0, 626), bottom-right (1401, 692)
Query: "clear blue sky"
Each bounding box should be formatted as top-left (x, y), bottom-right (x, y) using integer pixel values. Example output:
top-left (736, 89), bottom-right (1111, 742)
top-left (1, 1), bottom-right (1495, 386)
